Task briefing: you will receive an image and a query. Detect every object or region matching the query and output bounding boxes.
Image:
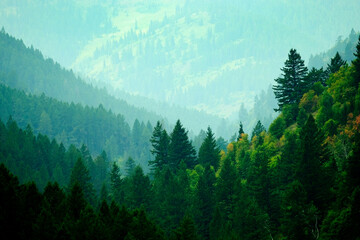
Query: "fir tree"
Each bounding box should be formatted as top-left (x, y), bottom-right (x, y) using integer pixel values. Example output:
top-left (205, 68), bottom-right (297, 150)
top-left (174, 215), bottom-right (199, 240)
top-left (110, 162), bottom-right (124, 204)
top-left (273, 49), bottom-right (308, 111)
top-left (149, 121), bottom-right (170, 171)
top-left (327, 52), bottom-right (346, 75)
top-left (251, 120), bottom-right (266, 139)
top-left (128, 165), bottom-right (151, 209)
top-left (198, 127), bottom-right (220, 169)
top-left (125, 157), bottom-right (136, 176)
top-left (168, 120), bottom-right (197, 170)
top-left (237, 122), bottom-right (244, 141)
top-left (297, 115), bottom-right (331, 211)
top-left (69, 158), bottom-right (95, 205)
top-left (195, 166), bottom-right (216, 239)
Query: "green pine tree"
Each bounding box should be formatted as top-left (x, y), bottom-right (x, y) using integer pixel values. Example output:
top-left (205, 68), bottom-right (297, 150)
top-left (198, 127), bottom-right (220, 169)
top-left (149, 121), bottom-right (170, 171)
top-left (69, 158), bottom-right (95, 205)
top-left (273, 49), bottom-right (308, 111)
top-left (110, 162), bottom-right (124, 205)
top-left (327, 52), bottom-right (346, 75)
top-left (168, 120), bottom-right (197, 170)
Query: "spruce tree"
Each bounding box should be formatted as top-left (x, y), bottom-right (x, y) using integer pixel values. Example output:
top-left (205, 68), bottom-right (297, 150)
top-left (168, 120), bottom-right (197, 170)
top-left (273, 49), bottom-right (308, 111)
top-left (69, 158), bottom-right (95, 205)
top-left (305, 67), bottom-right (327, 88)
top-left (125, 157), bottom-right (136, 176)
top-left (327, 52), bottom-right (346, 75)
top-left (128, 165), bottom-right (151, 209)
top-left (216, 156), bottom-right (236, 220)
top-left (237, 122), bottom-right (244, 141)
top-left (297, 115), bottom-right (331, 211)
top-left (195, 166), bottom-right (216, 239)
top-left (110, 162), bottom-right (124, 204)
top-left (174, 215), bottom-right (199, 240)
top-left (149, 121), bottom-right (170, 171)
top-left (198, 127), bottom-right (220, 169)
top-left (251, 120), bottom-right (266, 139)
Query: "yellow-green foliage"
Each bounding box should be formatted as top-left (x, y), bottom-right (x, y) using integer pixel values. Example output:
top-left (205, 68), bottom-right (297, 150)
top-left (327, 66), bottom-right (356, 104)
top-left (299, 90), bottom-right (319, 113)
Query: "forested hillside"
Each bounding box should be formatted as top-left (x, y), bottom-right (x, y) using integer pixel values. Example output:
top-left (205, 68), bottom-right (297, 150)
top-left (1, 34), bottom-right (360, 239)
top-left (2, 1), bottom-right (360, 119)
top-left (0, 84), bottom-right (155, 170)
top-left (309, 29), bottom-right (359, 69)
top-left (0, 29), bottom-right (225, 135)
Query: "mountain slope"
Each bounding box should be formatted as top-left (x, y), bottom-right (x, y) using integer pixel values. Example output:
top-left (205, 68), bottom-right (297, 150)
top-left (0, 29), bottom-right (226, 134)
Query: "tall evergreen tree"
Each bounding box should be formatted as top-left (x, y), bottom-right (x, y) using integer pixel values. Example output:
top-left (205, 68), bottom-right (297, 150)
top-left (195, 166), bottom-right (216, 239)
top-left (174, 215), bottom-right (199, 240)
top-left (327, 52), bottom-right (346, 75)
top-left (251, 120), bottom-right (266, 139)
top-left (149, 121), bottom-right (170, 171)
top-left (296, 115), bottom-right (331, 211)
top-left (237, 122), bottom-right (244, 141)
top-left (198, 127), bottom-right (220, 169)
top-left (128, 165), bottom-right (151, 209)
top-left (125, 157), bottom-right (136, 176)
top-left (110, 162), bottom-right (124, 204)
top-left (273, 49), bottom-right (308, 111)
top-left (69, 158), bottom-right (95, 205)
top-left (216, 156), bottom-right (236, 221)
top-left (168, 120), bottom-right (197, 170)
top-left (305, 67), bottom-right (327, 89)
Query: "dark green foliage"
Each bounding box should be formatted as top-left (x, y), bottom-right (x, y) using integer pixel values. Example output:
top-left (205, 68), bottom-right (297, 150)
top-left (69, 158), bottom-right (95, 205)
top-left (194, 166), bottom-right (216, 239)
top-left (282, 103), bottom-right (299, 126)
top-left (268, 115), bottom-right (286, 138)
top-left (127, 165), bottom-right (151, 209)
top-left (296, 107), bottom-right (308, 127)
top-left (110, 162), bottom-right (124, 205)
top-left (215, 156), bottom-right (236, 221)
top-left (353, 35), bottom-right (360, 88)
top-left (280, 181), bottom-right (315, 240)
top-left (297, 115), bottom-right (331, 211)
top-left (67, 182), bottom-right (87, 221)
top-left (173, 215), bottom-right (199, 240)
top-left (152, 165), bottom-right (190, 232)
top-left (125, 157), bottom-right (136, 176)
top-left (251, 120), bottom-right (266, 139)
top-left (149, 121), bottom-right (170, 171)
top-left (0, 164), bottom-right (164, 240)
top-left (305, 67), bottom-right (328, 89)
top-left (327, 52), bottom-right (347, 76)
top-left (273, 49), bottom-right (308, 111)
top-left (0, 117), bottom-right (105, 191)
top-left (237, 122), bottom-right (244, 140)
top-left (0, 163), bottom-right (22, 239)
top-left (277, 130), bottom-right (299, 187)
top-left (1, 32), bottom-right (360, 240)
top-left (0, 84), bottom-right (131, 159)
top-left (198, 127), bottom-right (220, 169)
top-left (168, 120), bottom-right (197, 170)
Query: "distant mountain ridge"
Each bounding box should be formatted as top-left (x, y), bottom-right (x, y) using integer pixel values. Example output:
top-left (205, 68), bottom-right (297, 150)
top-left (0, 29), bottom-right (226, 135)
top-left (308, 29), bottom-right (359, 69)
top-left (2, 1), bottom-right (359, 119)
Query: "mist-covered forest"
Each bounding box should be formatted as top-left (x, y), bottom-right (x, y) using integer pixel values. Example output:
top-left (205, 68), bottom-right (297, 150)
top-left (1, 1), bottom-right (360, 239)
